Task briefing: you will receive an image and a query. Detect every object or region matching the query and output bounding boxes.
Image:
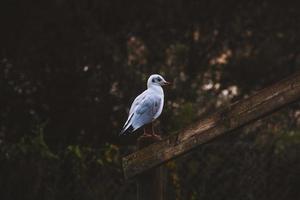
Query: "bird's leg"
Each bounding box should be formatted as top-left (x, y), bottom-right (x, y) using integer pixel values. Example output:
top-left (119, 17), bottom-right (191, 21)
top-left (143, 123), bottom-right (162, 140)
top-left (149, 123), bottom-right (162, 140)
top-left (138, 123), bottom-right (162, 147)
top-left (143, 123), bottom-right (153, 136)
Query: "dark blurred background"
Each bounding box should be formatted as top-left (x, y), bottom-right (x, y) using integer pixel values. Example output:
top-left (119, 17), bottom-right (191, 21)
top-left (0, 0), bottom-right (299, 200)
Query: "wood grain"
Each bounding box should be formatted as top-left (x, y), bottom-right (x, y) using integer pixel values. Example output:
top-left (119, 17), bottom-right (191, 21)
top-left (122, 72), bottom-right (300, 179)
top-left (136, 135), bottom-right (165, 200)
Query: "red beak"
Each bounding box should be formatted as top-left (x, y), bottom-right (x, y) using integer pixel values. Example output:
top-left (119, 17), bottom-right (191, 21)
top-left (163, 81), bottom-right (172, 86)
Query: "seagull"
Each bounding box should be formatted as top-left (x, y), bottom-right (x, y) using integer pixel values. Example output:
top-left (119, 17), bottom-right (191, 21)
top-left (120, 74), bottom-right (171, 137)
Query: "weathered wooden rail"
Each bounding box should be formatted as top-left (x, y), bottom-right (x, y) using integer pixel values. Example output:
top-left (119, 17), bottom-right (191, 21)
top-left (122, 71), bottom-right (300, 180)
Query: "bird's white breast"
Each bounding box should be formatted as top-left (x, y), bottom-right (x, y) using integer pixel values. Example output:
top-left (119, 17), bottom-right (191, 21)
top-left (148, 85), bottom-right (164, 120)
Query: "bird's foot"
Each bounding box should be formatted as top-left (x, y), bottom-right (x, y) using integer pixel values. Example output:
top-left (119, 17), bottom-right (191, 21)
top-left (141, 133), bottom-right (152, 138)
top-left (150, 133), bottom-right (162, 140)
top-left (140, 133), bottom-right (161, 140)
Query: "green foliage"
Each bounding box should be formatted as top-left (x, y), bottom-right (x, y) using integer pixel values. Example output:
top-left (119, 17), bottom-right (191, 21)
top-left (0, 132), bottom-right (135, 200)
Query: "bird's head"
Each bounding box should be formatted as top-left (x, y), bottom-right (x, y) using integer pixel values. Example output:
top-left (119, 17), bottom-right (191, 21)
top-left (147, 74), bottom-right (171, 88)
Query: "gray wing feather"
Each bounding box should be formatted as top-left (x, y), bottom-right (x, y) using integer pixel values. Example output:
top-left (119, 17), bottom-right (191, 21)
top-left (131, 95), bottom-right (161, 130)
top-left (122, 91), bottom-right (146, 130)
top-left (129, 90), bottom-right (147, 115)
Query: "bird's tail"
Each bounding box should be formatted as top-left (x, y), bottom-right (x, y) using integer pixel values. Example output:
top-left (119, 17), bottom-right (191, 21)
top-left (120, 113), bottom-right (135, 135)
top-left (119, 125), bottom-right (134, 135)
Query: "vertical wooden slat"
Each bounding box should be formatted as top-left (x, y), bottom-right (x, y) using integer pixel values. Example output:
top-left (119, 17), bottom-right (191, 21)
top-left (137, 135), bottom-right (165, 200)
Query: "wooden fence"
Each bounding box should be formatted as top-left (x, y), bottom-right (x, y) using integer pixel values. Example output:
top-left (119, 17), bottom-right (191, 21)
top-left (122, 71), bottom-right (300, 200)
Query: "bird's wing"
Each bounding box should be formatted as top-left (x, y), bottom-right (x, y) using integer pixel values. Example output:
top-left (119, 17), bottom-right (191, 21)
top-left (129, 90), bottom-right (147, 115)
top-left (121, 90), bottom-right (148, 131)
top-left (131, 93), bottom-right (162, 129)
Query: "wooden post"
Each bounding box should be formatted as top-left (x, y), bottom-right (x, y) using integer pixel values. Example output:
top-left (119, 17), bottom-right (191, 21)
top-left (137, 135), bottom-right (165, 200)
top-left (123, 71), bottom-right (300, 179)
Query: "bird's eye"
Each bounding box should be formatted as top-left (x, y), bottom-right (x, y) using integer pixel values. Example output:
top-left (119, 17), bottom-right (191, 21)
top-left (157, 77), bottom-right (162, 82)
top-left (152, 78), bottom-right (155, 83)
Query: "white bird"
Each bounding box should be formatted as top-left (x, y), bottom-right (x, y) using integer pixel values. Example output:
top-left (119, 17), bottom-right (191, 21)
top-left (120, 74), bottom-right (171, 136)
